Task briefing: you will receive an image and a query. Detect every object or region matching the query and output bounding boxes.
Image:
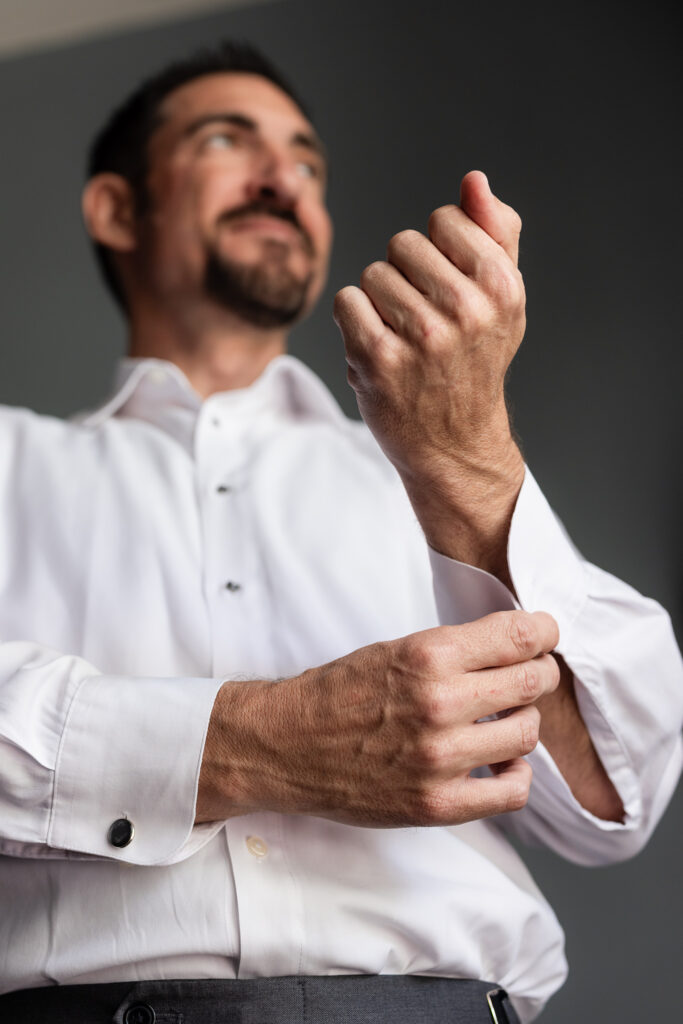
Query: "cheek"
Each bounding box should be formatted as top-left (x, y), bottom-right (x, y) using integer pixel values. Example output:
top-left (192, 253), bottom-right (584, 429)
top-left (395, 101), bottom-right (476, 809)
top-left (309, 207), bottom-right (333, 265)
top-left (141, 190), bottom-right (209, 284)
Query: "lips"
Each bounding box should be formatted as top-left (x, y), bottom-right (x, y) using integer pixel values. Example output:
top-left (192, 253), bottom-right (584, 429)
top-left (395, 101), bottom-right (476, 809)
top-left (218, 203), bottom-right (314, 255)
top-left (227, 215), bottom-right (303, 242)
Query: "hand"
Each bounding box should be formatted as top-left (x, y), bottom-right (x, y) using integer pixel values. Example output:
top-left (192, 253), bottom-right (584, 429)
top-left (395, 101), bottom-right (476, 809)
top-left (333, 171), bottom-right (527, 577)
top-left (197, 610), bottom-right (560, 828)
top-left (334, 170), bottom-right (525, 482)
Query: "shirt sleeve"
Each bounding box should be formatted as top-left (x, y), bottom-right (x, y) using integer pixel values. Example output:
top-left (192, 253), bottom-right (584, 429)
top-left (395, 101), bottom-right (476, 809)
top-left (0, 641), bottom-right (226, 865)
top-left (428, 466), bottom-right (683, 866)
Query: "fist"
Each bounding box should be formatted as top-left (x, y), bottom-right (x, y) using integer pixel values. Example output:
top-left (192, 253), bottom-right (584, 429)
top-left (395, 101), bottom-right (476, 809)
top-left (334, 171), bottom-right (525, 483)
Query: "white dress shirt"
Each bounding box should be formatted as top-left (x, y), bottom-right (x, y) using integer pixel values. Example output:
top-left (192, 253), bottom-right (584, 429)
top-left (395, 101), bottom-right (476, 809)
top-left (0, 354), bottom-right (681, 1022)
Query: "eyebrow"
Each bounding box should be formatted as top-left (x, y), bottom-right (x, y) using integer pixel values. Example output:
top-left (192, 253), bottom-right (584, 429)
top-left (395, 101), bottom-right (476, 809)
top-left (182, 111), bottom-right (328, 167)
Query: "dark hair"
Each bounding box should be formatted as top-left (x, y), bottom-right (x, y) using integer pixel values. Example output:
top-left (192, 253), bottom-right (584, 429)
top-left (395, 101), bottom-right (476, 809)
top-left (87, 40), bottom-right (310, 310)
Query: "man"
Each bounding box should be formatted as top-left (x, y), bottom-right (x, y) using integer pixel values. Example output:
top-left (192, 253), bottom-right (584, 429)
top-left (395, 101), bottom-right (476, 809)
top-left (0, 41), bottom-right (681, 1024)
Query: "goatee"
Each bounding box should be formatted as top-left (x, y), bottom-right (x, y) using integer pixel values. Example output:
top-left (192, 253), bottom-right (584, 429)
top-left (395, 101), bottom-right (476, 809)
top-left (204, 242), bottom-right (313, 328)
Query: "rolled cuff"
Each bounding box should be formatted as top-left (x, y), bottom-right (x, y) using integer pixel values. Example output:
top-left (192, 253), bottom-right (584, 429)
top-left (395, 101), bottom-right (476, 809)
top-left (428, 466), bottom-right (683, 859)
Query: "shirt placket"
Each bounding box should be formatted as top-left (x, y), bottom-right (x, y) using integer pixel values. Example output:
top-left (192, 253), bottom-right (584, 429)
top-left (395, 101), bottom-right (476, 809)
top-left (195, 399), bottom-right (263, 678)
top-left (194, 394), bottom-right (304, 977)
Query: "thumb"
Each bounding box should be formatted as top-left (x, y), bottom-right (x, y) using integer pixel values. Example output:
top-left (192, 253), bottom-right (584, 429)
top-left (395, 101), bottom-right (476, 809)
top-left (459, 170), bottom-right (522, 266)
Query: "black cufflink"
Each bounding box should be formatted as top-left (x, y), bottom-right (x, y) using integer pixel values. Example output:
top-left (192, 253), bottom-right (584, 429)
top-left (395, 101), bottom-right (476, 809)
top-left (108, 817), bottom-right (135, 848)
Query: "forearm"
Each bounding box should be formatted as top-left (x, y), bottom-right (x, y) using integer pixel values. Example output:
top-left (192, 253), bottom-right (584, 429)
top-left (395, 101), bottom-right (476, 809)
top-left (400, 418), bottom-right (525, 585)
top-left (537, 655), bottom-right (624, 822)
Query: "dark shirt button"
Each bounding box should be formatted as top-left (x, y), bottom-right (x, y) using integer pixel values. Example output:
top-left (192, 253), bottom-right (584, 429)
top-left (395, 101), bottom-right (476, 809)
top-left (123, 1003), bottom-right (156, 1024)
top-left (224, 581), bottom-right (242, 592)
top-left (216, 484), bottom-right (232, 494)
top-left (108, 818), bottom-right (134, 848)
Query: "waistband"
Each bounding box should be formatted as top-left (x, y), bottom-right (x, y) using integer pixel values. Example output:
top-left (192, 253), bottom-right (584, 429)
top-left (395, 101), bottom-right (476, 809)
top-left (0, 975), bottom-right (521, 1023)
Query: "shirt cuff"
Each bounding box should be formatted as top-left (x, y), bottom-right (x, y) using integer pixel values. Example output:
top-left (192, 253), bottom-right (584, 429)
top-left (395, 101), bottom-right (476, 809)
top-left (429, 548), bottom-right (518, 624)
top-left (426, 466), bottom-right (680, 855)
top-left (48, 673), bottom-right (226, 865)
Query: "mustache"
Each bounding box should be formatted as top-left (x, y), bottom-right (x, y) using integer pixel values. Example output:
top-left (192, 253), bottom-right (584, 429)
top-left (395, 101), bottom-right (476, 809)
top-left (217, 201), bottom-right (314, 255)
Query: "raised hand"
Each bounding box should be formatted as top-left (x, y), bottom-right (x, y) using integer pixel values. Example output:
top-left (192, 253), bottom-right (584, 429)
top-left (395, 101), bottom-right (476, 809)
top-left (333, 171), bottom-right (527, 577)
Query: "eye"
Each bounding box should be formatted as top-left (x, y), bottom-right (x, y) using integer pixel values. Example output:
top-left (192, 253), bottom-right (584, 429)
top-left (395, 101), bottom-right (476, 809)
top-left (204, 132), bottom-right (236, 151)
top-left (295, 160), bottom-right (318, 179)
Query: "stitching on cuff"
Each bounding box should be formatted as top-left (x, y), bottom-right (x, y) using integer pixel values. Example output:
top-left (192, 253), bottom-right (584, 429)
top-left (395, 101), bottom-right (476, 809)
top-left (46, 672), bottom-right (94, 846)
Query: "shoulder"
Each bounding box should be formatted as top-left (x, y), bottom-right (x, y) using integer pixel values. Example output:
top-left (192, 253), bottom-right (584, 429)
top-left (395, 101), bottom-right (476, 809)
top-left (0, 402), bottom-right (108, 479)
top-left (0, 401), bottom-right (89, 441)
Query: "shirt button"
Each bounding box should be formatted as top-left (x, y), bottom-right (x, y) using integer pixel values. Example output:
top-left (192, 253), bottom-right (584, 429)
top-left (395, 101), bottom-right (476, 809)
top-left (246, 835), bottom-right (268, 858)
top-left (123, 1004), bottom-right (156, 1024)
top-left (211, 417), bottom-right (221, 427)
top-left (148, 368), bottom-right (167, 385)
top-left (216, 484), bottom-right (232, 494)
top-left (108, 818), bottom-right (134, 848)
top-left (224, 581), bottom-right (242, 592)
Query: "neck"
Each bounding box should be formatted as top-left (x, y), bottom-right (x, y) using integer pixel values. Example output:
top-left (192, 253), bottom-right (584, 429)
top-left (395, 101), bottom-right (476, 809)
top-left (127, 300), bottom-right (288, 398)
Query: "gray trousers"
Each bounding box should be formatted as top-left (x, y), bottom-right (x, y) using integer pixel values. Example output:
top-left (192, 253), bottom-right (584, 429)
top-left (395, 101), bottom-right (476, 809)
top-left (0, 976), bottom-right (521, 1023)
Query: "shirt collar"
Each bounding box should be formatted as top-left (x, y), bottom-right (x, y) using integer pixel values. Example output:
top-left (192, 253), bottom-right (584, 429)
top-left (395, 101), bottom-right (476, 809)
top-left (77, 354), bottom-right (350, 433)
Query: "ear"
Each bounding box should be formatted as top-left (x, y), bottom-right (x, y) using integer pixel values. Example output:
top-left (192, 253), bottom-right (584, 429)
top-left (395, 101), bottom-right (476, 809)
top-left (81, 173), bottom-right (138, 253)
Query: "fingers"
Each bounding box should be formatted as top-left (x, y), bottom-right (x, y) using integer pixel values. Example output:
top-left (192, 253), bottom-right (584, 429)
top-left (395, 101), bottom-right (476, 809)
top-left (390, 613), bottom-right (559, 722)
top-left (412, 681), bottom-right (549, 779)
top-left (465, 651), bottom-right (560, 721)
top-left (448, 609), bottom-right (560, 673)
top-left (334, 172), bottom-right (523, 364)
top-left (459, 170), bottom-right (522, 266)
top-left (357, 260), bottom-right (443, 341)
top-left (464, 703), bottom-right (542, 765)
top-left (462, 758), bottom-right (533, 818)
top-left (410, 703), bottom-right (541, 784)
top-left (416, 758), bottom-right (533, 825)
top-left (389, 223), bottom-right (483, 289)
top-left (333, 283), bottom-right (398, 369)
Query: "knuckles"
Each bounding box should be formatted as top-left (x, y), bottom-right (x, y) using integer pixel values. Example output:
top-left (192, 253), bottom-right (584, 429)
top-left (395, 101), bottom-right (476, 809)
top-left (387, 228), bottom-right (423, 262)
top-left (508, 611), bottom-right (541, 660)
top-left (359, 260), bottom-right (388, 292)
top-left (515, 660), bottom-right (543, 703)
top-left (427, 204), bottom-right (457, 239)
top-left (516, 706), bottom-right (541, 755)
top-left (411, 731), bottom-right (450, 772)
top-left (504, 765), bottom-right (532, 813)
top-left (416, 684), bottom-right (452, 730)
top-left (399, 632), bottom-right (445, 678)
top-left (414, 309), bottom-right (447, 348)
top-left (480, 260), bottom-right (525, 312)
top-left (446, 297), bottom-right (486, 339)
top-left (332, 285), bottom-right (358, 323)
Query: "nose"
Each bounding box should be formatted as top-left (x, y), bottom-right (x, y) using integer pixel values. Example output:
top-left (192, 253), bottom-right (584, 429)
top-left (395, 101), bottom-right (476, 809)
top-left (245, 143), bottom-right (303, 207)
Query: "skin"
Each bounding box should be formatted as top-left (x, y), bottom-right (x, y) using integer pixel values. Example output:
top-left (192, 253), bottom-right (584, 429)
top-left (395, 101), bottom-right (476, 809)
top-left (83, 71), bottom-right (623, 827)
top-left (83, 72), bottom-right (332, 394)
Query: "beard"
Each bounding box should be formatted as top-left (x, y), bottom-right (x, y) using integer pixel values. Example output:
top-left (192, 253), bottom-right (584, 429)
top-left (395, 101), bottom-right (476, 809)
top-left (203, 237), bottom-right (314, 329)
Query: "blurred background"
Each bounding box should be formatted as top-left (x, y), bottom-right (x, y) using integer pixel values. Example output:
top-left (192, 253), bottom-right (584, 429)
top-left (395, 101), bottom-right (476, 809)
top-left (0, 0), bottom-right (681, 1019)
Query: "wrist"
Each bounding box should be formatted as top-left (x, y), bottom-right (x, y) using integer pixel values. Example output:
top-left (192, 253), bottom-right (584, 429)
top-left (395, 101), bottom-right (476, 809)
top-left (400, 433), bottom-right (525, 581)
top-left (196, 678), bottom-right (275, 823)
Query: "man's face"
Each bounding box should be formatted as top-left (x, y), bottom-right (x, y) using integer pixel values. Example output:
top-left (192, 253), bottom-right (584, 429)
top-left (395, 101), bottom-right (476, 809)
top-left (137, 72), bottom-right (332, 326)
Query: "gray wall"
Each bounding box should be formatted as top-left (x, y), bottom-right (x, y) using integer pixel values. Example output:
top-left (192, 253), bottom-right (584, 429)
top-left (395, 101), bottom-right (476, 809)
top-left (0, 0), bottom-right (681, 1019)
